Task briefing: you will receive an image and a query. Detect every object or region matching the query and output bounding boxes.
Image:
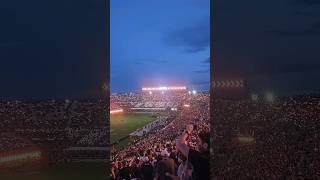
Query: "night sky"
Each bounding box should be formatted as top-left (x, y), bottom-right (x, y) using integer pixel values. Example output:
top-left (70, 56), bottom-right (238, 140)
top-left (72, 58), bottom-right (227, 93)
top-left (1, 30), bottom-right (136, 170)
top-left (214, 0), bottom-right (320, 95)
top-left (0, 0), bottom-right (107, 100)
top-left (110, 0), bottom-right (210, 93)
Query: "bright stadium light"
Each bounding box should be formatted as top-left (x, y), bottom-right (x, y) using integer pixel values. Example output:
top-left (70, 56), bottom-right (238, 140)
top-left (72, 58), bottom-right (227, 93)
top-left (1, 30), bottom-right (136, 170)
top-left (251, 94), bottom-right (258, 101)
top-left (142, 86), bottom-right (186, 91)
top-left (265, 92), bottom-right (274, 102)
top-left (183, 104), bottom-right (190, 107)
top-left (110, 109), bottom-right (124, 114)
top-left (149, 91), bottom-right (152, 95)
top-left (192, 90), bottom-right (197, 95)
top-left (159, 87), bottom-right (168, 90)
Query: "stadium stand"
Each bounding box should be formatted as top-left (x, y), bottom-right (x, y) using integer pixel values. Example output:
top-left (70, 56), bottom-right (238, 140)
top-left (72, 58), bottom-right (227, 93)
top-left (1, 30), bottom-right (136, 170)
top-left (0, 99), bottom-right (108, 166)
top-left (212, 95), bottom-right (320, 179)
top-left (110, 91), bottom-right (210, 180)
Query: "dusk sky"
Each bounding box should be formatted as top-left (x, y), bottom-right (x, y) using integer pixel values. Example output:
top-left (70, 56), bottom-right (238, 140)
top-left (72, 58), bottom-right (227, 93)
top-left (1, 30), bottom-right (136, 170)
top-left (0, 0), bottom-right (107, 99)
top-left (1, 0), bottom-right (319, 99)
top-left (214, 0), bottom-right (320, 95)
top-left (110, 0), bottom-right (210, 93)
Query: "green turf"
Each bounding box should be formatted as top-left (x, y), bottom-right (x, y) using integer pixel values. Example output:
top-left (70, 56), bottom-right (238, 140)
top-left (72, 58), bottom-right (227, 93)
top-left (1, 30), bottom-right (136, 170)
top-left (0, 162), bottom-right (107, 180)
top-left (110, 113), bottom-right (154, 144)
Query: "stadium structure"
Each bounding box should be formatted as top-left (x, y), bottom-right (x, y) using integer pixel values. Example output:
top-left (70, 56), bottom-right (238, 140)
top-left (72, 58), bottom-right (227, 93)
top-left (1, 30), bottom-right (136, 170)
top-left (0, 80), bottom-right (245, 168)
top-left (0, 98), bottom-right (109, 178)
top-left (109, 85), bottom-right (207, 147)
top-left (110, 83), bottom-right (211, 180)
top-left (212, 79), bottom-right (248, 99)
top-left (111, 86), bottom-right (189, 112)
top-left (110, 80), bottom-right (246, 139)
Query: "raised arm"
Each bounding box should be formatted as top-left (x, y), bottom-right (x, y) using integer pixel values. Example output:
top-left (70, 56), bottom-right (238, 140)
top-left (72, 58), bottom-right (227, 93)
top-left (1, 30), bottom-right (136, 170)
top-left (175, 124), bottom-right (193, 157)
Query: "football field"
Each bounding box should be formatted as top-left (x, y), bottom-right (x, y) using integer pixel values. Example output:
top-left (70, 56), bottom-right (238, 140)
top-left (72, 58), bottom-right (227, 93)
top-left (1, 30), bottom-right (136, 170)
top-left (110, 113), bottom-right (155, 144)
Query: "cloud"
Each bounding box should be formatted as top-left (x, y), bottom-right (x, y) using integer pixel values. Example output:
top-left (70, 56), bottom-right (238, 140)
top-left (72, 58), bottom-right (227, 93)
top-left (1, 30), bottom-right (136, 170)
top-left (164, 17), bottom-right (210, 53)
top-left (201, 57), bottom-right (210, 64)
top-left (149, 59), bottom-right (168, 63)
top-left (194, 69), bottom-right (209, 74)
top-left (136, 58), bottom-right (168, 65)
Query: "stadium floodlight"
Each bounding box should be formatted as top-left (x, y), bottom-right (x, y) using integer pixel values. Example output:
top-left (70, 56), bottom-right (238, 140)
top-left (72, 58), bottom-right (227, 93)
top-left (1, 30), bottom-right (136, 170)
top-left (110, 109), bottom-right (124, 114)
top-left (192, 90), bottom-right (197, 95)
top-left (149, 91), bottom-right (152, 95)
top-left (159, 87), bottom-right (168, 90)
top-left (142, 86), bottom-right (187, 91)
top-left (265, 92), bottom-right (274, 102)
top-left (251, 94), bottom-right (258, 101)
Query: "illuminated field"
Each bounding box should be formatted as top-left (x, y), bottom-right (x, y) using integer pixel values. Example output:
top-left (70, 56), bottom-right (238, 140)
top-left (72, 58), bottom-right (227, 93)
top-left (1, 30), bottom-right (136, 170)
top-left (110, 113), bottom-right (155, 143)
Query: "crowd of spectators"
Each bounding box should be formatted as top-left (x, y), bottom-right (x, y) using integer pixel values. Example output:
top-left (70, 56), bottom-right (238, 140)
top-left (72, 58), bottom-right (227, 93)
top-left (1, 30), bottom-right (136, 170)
top-left (212, 95), bottom-right (320, 179)
top-left (4, 90), bottom-right (320, 179)
top-left (129, 116), bottom-right (173, 137)
top-left (110, 91), bottom-right (210, 180)
top-left (0, 99), bottom-right (108, 158)
top-left (0, 133), bottom-right (33, 151)
top-left (111, 92), bottom-right (188, 109)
